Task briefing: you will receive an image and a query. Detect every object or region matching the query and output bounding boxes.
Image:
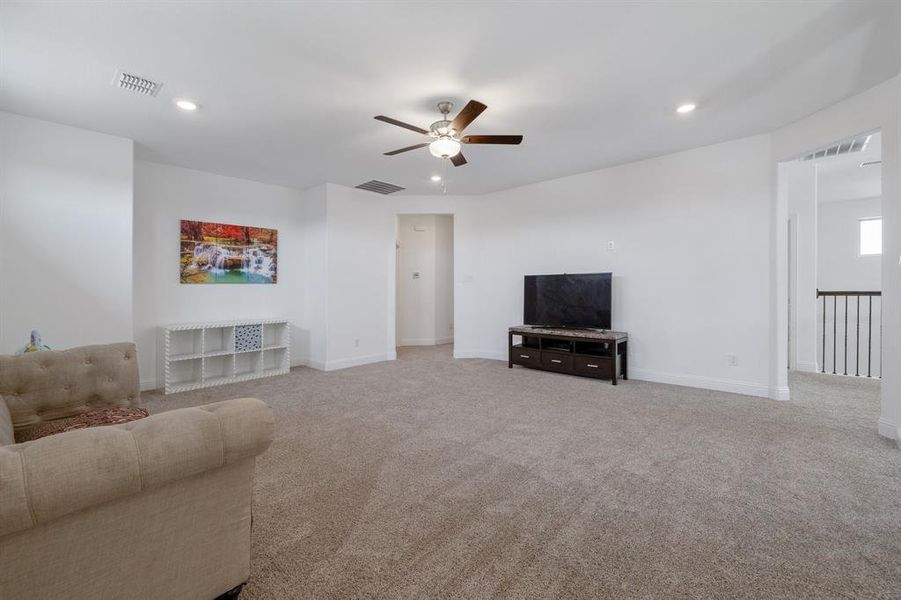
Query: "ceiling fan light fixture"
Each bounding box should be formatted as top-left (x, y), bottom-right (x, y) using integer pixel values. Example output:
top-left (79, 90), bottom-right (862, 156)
top-left (429, 136), bottom-right (461, 158)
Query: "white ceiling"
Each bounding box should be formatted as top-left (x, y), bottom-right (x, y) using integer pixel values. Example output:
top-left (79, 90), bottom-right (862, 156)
top-left (2, 1), bottom-right (900, 195)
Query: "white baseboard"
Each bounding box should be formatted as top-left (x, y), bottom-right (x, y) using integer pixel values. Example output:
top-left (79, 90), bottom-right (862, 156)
top-left (877, 417), bottom-right (900, 442)
top-left (140, 378), bottom-right (158, 392)
top-left (302, 357), bottom-right (327, 371)
top-left (324, 352), bottom-right (394, 371)
top-left (399, 336), bottom-right (454, 347)
top-left (769, 386), bottom-right (791, 401)
top-left (795, 361), bottom-right (819, 373)
top-left (620, 368), bottom-right (773, 399)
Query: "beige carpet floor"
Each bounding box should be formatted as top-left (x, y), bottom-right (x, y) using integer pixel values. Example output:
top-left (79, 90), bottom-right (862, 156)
top-left (141, 346), bottom-right (901, 599)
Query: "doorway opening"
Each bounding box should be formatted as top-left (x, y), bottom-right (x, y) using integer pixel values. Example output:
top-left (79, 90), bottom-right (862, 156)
top-left (783, 130), bottom-right (882, 380)
top-left (395, 214), bottom-right (454, 360)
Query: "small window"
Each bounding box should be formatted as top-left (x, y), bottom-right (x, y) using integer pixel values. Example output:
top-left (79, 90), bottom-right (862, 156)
top-left (859, 217), bottom-right (882, 256)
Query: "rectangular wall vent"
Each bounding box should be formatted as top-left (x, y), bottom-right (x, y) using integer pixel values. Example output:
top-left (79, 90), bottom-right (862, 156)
top-left (355, 180), bottom-right (405, 194)
top-left (800, 134), bottom-right (870, 161)
top-left (115, 71), bottom-right (162, 96)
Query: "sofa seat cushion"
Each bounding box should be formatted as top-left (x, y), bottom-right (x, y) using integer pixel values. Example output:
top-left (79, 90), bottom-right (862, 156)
top-left (16, 407), bottom-right (149, 443)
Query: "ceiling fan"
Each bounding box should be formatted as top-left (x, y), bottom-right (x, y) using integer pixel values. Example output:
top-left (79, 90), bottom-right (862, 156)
top-left (374, 100), bottom-right (523, 167)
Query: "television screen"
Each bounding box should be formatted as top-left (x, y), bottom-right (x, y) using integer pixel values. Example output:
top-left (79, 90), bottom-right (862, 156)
top-left (523, 273), bottom-right (612, 329)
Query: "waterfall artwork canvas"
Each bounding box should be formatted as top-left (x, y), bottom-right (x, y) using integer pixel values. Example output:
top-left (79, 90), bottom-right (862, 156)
top-left (180, 220), bottom-right (278, 284)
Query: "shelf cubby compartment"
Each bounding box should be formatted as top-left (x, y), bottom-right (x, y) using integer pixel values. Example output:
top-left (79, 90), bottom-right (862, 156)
top-left (520, 335), bottom-right (541, 349)
top-left (574, 340), bottom-right (614, 357)
top-left (169, 329), bottom-right (202, 359)
top-left (262, 347), bottom-right (288, 373)
top-left (204, 326), bottom-right (235, 354)
top-left (168, 357), bottom-right (202, 387)
top-left (203, 354), bottom-right (234, 384)
top-left (235, 351), bottom-right (263, 377)
top-left (540, 338), bottom-right (573, 353)
top-left (262, 322), bottom-right (288, 348)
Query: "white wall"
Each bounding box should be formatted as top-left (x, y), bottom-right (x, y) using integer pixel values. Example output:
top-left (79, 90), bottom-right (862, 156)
top-left (132, 161), bottom-right (305, 388)
top-left (818, 197), bottom-right (882, 291)
top-left (772, 75), bottom-right (900, 443)
top-left (396, 214), bottom-right (453, 346)
top-left (817, 164), bottom-right (882, 204)
top-left (434, 214), bottom-right (454, 344)
top-left (300, 184), bottom-right (328, 369)
top-left (0, 112), bottom-right (134, 354)
top-left (466, 134), bottom-right (776, 397)
top-left (785, 161), bottom-right (818, 372)
top-left (323, 184), bottom-right (394, 370)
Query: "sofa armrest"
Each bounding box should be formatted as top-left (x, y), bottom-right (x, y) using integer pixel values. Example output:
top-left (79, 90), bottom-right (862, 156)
top-left (0, 397), bottom-right (274, 537)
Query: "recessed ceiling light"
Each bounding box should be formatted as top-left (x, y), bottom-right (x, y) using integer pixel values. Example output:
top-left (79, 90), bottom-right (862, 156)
top-left (175, 99), bottom-right (199, 111)
top-left (431, 175), bottom-right (442, 182)
top-left (676, 103), bottom-right (697, 114)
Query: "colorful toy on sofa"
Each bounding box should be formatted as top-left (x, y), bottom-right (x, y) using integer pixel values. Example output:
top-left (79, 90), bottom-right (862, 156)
top-left (16, 330), bottom-right (51, 354)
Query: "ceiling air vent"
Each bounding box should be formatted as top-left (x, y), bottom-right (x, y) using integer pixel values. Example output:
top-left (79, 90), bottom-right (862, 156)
top-left (114, 71), bottom-right (162, 96)
top-left (800, 134), bottom-right (870, 161)
top-left (355, 180), bottom-right (405, 194)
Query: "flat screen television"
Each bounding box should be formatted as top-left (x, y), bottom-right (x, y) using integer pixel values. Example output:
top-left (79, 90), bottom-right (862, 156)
top-left (523, 272), bottom-right (612, 329)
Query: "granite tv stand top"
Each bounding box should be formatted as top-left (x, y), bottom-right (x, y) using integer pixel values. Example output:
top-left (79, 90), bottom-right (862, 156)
top-left (509, 325), bottom-right (628, 341)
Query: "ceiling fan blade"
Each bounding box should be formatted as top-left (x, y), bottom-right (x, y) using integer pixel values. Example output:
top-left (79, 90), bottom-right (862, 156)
top-left (374, 115), bottom-right (429, 135)
top-left (461, 135), bottom-right (523, 145)
top-left (450, 152), bottom-right (467, 167)
top-left (383, 143), bottom-right (429, 156)
top-left (450, 100), bottom-right (487, 133)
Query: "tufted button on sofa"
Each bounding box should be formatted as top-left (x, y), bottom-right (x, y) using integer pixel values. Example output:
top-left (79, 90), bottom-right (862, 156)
top-left (0, 343), bottom-right (274, 600)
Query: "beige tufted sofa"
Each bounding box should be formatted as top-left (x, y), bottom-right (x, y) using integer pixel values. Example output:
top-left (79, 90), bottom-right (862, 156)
top-left (0, 343), bottom-right (275, 600)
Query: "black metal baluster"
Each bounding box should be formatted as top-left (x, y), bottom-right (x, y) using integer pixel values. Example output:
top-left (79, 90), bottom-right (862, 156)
top-left (821, 294), bottom-right (826, 373)
top-left (843, 296), bottom-right (848, 375)
top-left (855, 295), bottom-right (860, 377)
top-left (867, 295), bottom-right (872, 378)
top-left (832, 296), bottom-right (837, 375)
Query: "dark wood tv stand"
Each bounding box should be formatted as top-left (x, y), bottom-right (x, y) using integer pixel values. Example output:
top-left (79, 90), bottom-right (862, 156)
top-left (508, 326), bottom-right (628, 384)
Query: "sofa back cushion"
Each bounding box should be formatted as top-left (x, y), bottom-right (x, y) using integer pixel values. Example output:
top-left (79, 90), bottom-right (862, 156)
top-left (0, 343), bottom-right (140, 436)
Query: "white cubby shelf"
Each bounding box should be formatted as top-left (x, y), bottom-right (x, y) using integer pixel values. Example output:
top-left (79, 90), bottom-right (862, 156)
top-left (160, 319), bottom-right (290, 394)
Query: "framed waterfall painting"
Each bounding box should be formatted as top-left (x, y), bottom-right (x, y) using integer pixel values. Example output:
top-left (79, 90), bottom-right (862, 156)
top-left (180, 220), bottom-right (278, 284)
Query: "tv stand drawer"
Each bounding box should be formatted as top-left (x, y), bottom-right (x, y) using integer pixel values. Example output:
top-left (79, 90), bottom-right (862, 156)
top-left (540, 353), bottom-right (573, 372)
top-left (511, 348), bottom-right (540, 367)
top-left (574, 355), bottom-right (612, 378)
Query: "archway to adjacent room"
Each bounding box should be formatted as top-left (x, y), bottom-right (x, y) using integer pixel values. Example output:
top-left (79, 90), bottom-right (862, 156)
top-left (394, 214), bottom-right (454, 359)
top-left (780, 129), bottom-right (883, 396)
